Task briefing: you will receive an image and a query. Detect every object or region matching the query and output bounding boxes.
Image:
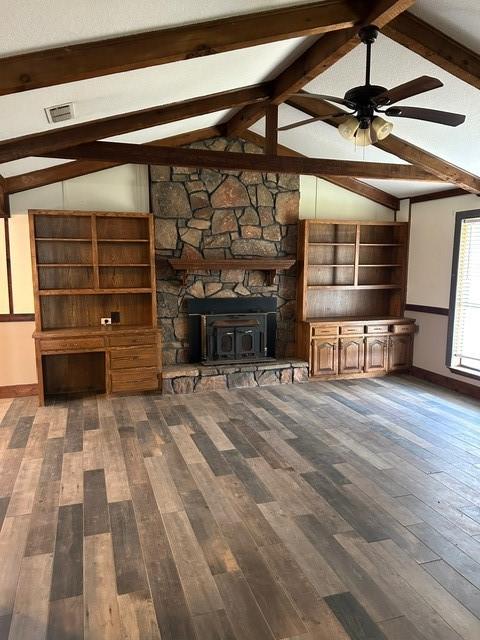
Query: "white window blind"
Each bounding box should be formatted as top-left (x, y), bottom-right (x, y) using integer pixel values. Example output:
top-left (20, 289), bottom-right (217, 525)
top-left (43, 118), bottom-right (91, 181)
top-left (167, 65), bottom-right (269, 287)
top-left (451, 216), bottom-right (480, 373)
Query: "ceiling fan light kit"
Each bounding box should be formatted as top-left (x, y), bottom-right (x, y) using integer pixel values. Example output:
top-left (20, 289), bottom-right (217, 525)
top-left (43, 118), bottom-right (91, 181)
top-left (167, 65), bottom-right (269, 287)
top-left (284, 24), bottom-right (466, 147)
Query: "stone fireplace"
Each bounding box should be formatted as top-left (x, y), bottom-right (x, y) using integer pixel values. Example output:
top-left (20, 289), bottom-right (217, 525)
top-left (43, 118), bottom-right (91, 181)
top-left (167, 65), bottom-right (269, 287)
top-left (151, 135), bottom-right (300, 369)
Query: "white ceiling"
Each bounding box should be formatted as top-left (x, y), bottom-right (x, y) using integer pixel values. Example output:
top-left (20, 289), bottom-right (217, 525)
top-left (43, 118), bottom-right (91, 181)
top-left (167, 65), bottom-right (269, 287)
top-left (0, 0), bottom-right (478, 200)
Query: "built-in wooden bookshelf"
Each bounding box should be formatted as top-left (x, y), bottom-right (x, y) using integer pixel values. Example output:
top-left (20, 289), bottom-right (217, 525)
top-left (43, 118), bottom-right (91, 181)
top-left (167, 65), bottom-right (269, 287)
top-left (296, 220), bottom-right (414, 379)
top-left (29, 210), bottom-right (160, 404)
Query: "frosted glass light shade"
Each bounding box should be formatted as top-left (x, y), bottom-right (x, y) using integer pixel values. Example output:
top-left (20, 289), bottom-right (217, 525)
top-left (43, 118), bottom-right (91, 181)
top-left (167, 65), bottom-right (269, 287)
top-left (371, 116), bottom-right (393, 141)
top-left (338, 116), bottom-right (360, 140)
top-left (355, 127), bottom-right (372, 147)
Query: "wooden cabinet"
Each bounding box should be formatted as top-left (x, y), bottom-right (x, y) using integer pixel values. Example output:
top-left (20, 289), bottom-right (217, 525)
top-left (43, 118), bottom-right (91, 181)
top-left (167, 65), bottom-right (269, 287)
top-left (311, 338), bottom-right (338, 377)
top-left (339, 337), bottom-right (364, 374)
top-left (29, 210), bottom-right (160, 404)
top-left (365, 336), bottom-right (388, 373)
top-left (302, 319), bottom-right (414, 379)
top-left (388, 335), bottom-right (412, 371)
top-left (296, 219), bottom-right (413, 381)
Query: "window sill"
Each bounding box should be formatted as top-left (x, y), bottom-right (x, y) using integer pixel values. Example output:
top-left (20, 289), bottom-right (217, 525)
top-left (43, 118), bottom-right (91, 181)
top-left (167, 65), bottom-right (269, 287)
top-left (449, 366), bottom-right (480, 382)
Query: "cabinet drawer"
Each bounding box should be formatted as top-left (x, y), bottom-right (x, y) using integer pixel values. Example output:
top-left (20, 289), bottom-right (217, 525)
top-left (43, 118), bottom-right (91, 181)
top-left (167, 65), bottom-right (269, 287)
top-left (312, 325), bottom-right (338, 336)
top-left (391, 324), bottom-right (415, 334)
top-left (340, 325), bottom-right (364, 335)
top-left (111, 367), bottom-right (158, 392)
top-left (110, 347), bottom-right (157, 370)
top-left (365, 324), bottom-right (388, 334)
top-left (107, 334), bottom-right (156, 347)
top-left (40, 337), bottom-right (104, 352)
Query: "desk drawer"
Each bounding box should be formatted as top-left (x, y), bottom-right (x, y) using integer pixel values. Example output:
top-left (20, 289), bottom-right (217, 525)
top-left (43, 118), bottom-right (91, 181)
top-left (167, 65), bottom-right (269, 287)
top-left (111, 368), bottom-right (158, 392)
top-left (107, 334), bottom-right (156, 347)
top-left (365, 324), bottom-right (388, 334)
top-left (391, 323), bottom-right (415, 334)
top-left (110, 347), bottom-right (157, 370)
top-left (312, 325), bottom-right (338, 336)
top-left (340, 325), bottom-right (364, 335)
top-left (40, 337), bottom-right (104, 352)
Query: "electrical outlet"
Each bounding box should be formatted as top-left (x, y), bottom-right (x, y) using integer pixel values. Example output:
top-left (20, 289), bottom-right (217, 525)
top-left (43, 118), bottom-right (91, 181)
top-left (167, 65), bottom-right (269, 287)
top-left (101, 317), bottom-right (112, 325)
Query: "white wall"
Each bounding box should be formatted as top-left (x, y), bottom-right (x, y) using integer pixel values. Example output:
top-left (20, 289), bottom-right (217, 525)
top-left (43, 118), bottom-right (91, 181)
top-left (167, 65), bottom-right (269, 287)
top-left (299, 175), bottom-right (394, 221)
top-left (406, 193), bottom-right (480, 388)
top-left (0, 164), bottom-right (148, 388)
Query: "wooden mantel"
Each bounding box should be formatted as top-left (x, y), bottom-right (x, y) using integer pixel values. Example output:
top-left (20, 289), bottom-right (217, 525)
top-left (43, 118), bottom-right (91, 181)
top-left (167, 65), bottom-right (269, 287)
top-left (167, 258), bottom-right (295, 285)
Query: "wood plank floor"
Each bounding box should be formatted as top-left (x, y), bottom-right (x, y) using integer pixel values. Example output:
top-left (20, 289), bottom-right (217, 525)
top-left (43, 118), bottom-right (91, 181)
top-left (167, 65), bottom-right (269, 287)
top-left (1, 375), bottom-right (480, 639)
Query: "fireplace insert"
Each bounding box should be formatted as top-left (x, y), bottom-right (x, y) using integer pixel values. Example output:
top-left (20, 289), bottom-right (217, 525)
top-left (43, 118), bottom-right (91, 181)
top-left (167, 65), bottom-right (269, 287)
top-left (187, 297), bottom-right (276, 365)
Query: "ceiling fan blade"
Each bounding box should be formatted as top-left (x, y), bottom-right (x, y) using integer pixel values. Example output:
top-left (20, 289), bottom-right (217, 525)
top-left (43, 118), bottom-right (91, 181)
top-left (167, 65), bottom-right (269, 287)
top-left (292, 91), bottom-right (356, 110)
top-left (385, 106), bottom-right (466, 127)
top-left (374, 76), bottom-right (443, 106)
top-left (278, 113), bottom-right (345, 131)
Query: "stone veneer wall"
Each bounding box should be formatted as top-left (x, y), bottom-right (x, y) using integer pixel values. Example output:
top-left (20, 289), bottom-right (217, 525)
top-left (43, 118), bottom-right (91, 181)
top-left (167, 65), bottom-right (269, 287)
top-left (151, 136), bottom-right (299, 366)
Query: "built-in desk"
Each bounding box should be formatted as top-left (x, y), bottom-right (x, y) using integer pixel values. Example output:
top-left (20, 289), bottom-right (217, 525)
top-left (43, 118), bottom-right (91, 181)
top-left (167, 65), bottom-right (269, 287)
top-left (34, 325), bottom-right (161, 405)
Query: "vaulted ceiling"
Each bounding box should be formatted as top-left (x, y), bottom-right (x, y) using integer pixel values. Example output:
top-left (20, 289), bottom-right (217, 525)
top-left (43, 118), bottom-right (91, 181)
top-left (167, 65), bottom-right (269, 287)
top-left (0, 0), bottom-right (479, 208)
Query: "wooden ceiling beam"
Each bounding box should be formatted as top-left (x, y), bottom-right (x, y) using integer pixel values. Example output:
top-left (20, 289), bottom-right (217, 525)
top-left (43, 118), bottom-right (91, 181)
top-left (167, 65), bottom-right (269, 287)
top-left (287, 95), bottom-right (480, 194)
top-left (243, 129), bottom-right (400, 210)
top-left (227, 0), bottom-right (415, 136)
top-left (0, 84), bottom-right (269, 164)
top-left (41, 140), bottom-right (436, 181)
top-left (384, 12), bottom-right (480, 90)
top-left (4, 127), bottom-right (222, 194)
top-left (0, 1), bottom-right (367, 96)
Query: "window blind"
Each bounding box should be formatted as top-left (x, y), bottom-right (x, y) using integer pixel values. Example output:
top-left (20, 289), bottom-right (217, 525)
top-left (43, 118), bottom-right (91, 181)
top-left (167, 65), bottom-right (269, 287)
top-left (451, 216), bottom-right (480, 373)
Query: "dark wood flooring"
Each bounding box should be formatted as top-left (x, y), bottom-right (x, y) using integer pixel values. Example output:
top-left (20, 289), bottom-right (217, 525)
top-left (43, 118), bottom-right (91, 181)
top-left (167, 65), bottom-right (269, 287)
top-left (1, 375), bottom-right (480, 639)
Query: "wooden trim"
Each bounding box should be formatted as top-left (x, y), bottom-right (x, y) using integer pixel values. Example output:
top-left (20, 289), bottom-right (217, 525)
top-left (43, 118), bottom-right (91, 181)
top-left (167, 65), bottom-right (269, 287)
top-left (384, 12), bottom-right (480, 90)
top-left (0, 1), bottom-right (365, 96)
top-left (446, 208), bottom-right (480, 369)
top-left (46, 140), bottom-right (436, 180)
top-left (405, 303), bottom-right (449, 316)
top-left (226, 0), bottom-right (415, 135)
top-left (4, 215), bottom-right (14, 315)
top-left (242, 130), bottom-right (400, 210)
top-left (286, 95), bottom-right (480, 194)
top-left (0, 85), bottom-right (269, 164)
top-left (409, 188), bottom-right (470, 204)
top-left (410, 366), bottom-right (480, 400)
top-left (0, 383), bottom-right (38, 398)
top-left (0, 314), bottom-right (35, 322)
top-left (5, 126), bottom-right (222, 194)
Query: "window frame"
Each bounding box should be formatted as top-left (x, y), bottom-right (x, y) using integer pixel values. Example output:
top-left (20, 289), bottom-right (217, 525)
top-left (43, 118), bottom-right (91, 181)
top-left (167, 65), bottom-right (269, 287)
top-left (446, 208), bottom-right (480, 380)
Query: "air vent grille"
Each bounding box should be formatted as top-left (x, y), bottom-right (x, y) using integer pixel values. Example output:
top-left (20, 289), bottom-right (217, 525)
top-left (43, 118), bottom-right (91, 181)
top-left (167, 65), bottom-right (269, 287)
top-left (45, 103), bottom-right (74, 124)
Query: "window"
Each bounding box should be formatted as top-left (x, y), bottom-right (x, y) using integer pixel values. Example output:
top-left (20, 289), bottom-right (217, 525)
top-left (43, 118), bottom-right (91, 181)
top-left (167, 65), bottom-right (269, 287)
top-left (447, 210), bottom-right (480, 377)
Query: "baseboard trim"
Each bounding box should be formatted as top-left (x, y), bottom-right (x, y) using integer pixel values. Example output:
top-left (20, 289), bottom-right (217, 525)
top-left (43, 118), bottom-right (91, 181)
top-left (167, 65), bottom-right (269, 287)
top-left (410, 366), bottom-right (480, 400)
top-left (0, 383), bottom-right (38, 399)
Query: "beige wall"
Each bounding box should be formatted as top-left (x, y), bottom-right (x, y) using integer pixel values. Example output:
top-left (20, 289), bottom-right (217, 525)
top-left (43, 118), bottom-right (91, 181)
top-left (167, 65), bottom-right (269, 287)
top-left (299, 175), bottom-right (394, 221)
top-left (406, 193), bottom-right (480, 388)
top-left (0, 165), bottom-right (148, 388)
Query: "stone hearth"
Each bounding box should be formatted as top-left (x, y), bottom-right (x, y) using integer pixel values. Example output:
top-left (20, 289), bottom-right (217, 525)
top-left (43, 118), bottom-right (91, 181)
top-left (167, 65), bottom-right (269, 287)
top-left (162, 359), bottom-right (309, 394)
top-left (151, 135), bottom-right (299, 367)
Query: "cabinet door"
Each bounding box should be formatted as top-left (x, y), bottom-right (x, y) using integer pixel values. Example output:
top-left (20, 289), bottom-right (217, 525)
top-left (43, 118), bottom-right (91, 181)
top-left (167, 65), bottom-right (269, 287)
top-left (311, 338), bottom-right (338, 377)
top-left (365, 336), bottom-right (388, 373)
top-left (388, 335), bottom-right (413, 371)
top-left (339, 337), bottom-right (364, 374)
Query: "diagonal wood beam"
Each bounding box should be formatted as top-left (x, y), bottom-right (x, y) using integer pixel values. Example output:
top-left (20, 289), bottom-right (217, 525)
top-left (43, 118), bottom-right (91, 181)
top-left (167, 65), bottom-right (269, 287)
top-left (41, 140), bottom-right (436, 180)
top-left (384, 12), bottom-right (480, 90)
top-left (4, 127), bottom-right (221, 194)
top-left (242, 129), bottom-right (400, 210)
top-left (0, 1), bottom-right (367, 96)
top-left (0, 84), bottom-right (269, 164)
top-left (287, 94), bottom-right (480, 194)
top-left (226, 0), bottom-right (415, 136)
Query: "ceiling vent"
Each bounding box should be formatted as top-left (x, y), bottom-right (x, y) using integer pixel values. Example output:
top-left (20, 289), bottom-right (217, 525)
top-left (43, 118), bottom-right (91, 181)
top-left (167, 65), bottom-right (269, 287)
top-left (45, 102), bottom-right (74, 124)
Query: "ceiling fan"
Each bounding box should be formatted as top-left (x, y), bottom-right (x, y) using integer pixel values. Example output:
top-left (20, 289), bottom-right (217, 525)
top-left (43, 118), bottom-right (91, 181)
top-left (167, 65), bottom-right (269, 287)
top-left (279, 25), bottom-right (466, 146)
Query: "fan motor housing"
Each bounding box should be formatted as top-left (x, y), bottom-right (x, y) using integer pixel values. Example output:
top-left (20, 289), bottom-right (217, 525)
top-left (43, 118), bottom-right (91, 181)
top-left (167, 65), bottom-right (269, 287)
top-left (344, 85), bottom-right (387, 107)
